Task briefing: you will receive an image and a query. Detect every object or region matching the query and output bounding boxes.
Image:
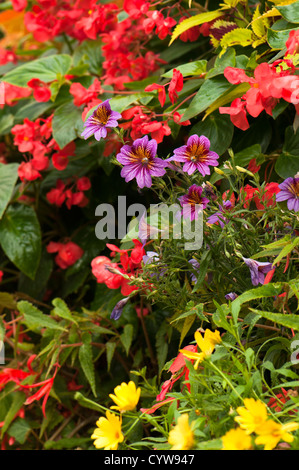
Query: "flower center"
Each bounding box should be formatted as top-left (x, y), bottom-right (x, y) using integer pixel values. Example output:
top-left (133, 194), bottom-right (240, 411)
top-left (133, 146), bottom-right (153, 167)
top-left (187, 143), bottom-right (208, 163)
top-left (93, 106), bottom-right (110, 125)
top-left (290, 180), bottom-right (299, 198)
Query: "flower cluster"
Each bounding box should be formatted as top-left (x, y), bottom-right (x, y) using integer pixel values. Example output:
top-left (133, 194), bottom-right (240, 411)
top-left (222, 398), bottom-right (299, 450)
top-left (46, 176), bottom-right (91, 209)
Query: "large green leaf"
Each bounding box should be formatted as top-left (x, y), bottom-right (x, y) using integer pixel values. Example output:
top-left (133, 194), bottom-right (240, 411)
top-left (2, 54), bottom-right (72, 87)
top-left (52, 101), bottom-right (84, 149)
top-left (275, 126), bottom-right (299, 178)
top-left (0, 204), bottom-right (41, 279)
top-left (182, 76), bottom-right (233, 121)
top-left (276, 2), bottom-right (299, 24)
top-left (189, 113), bottom-right (234, 156)
top-left (0, 163), bottom-right (19, 219)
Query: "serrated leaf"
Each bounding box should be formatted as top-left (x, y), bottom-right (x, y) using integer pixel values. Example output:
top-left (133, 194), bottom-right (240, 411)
top-left (17, 300), bottom-right (66, 332)
top-left (169, 10), bottom-right (224, 45)
top-left (230, 283), bottom-right (282, 322)
top-left (79, 333), bottom-right (96, 397)
top-left (252, 6), bottom-right (267, 38)
top-left (251, 309), bottom-right (299, 331)
top-left (51, 298), bottom-right (78, 325)
top-left (8, 418), bottom-right (31, 444)
top-left (220, 28), bottom-right (253, 57)
top-left (120, 324), bottom-right (134, 356)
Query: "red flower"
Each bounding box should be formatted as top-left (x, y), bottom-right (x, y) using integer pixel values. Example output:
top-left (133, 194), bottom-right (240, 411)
top-left (144, 83), bottom-right (166, 107)
top-left (27, 78), bottom-right (51, 102)
top-left (0, 271), bottom-right (3, 283)
top-left (168, 69), bottom-right (184, 104)
top-left (47, 241), bottom-right (84, 269)
top-left (18, 161), bottom-right (42, 182)
top-left (253, 182), bottom-right (280, 210)
top-left (219, 97), bottom-right (249, 131)
top-left (70, 79), bottom-right (103, 107)
top-left (286, 29), bottom-right (299, 56)
top-left (11, 0), bottom-right (27, 11)
top-left (248, 158), bottom-right (261, 174)
top-left (22, 365), bottom-right (59, 418)
top-left (46, 179), bottom-right (66, 207)
top-left (1, 83), bottom-right (31, 108)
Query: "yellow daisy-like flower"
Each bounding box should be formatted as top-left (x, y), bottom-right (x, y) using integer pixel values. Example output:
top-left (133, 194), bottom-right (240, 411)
top-left (222, 427), bottom-right (253, 450)
top-left (179, 329), bottom-right (221, 370)
top-left (255, 420), bottom-right (299, 450)
top-left (234, 398), bottom-right (269, 434)
top-left (168, 413), bottom-right (195, 450)
top-left (91, 411), bottom-right (124, 450)
top-left (109, 381), bottom-right (141, 412)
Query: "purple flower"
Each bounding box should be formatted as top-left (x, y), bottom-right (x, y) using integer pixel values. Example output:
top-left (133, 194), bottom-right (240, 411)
top-left (243, 257), bottom-right (273, 286)
top-left (168, 134), bottom-right (219, 176)
top-left (188, 258), bottom-right (200, 283)
top-left (81, 99), bottom-right (122, 141)
top-left (225, 292), bottom-right (238, 301)
top-left (207, 200), bottom-right (232, 228)
top-left (276, 176), bottom-right (299, 212)
top-left (178, 184), bottom-right (209, 220)
top-left (110, 297), bottom-right (129, 321)
top-left (116, 135), bottom-right (167, 188)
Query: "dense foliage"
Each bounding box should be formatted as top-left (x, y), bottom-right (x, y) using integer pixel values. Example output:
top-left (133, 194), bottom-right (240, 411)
top-left (0, 0), bottom-right (299, 451)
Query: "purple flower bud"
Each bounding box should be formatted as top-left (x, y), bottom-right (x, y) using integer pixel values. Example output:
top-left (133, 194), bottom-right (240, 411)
top-left (110, 297), bottom-right (129, 321)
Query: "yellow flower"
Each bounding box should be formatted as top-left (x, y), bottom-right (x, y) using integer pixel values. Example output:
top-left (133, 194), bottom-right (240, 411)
top-left (109, 381), bottom-right (141, 412)
top-left (222, 427), bottom-right (253, 450)
top-left (179, 329), bottom-right (221, 370)
top-left (234, 398), bottom-right (269, 434)
top-left (91, 411), bottom-right (124, 450)
top-left (255, 420), bottom-right (299, 450)
top-left (168, 413), bottom-right (195, 450)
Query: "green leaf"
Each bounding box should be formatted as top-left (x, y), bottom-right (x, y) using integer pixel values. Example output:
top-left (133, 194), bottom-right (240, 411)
top-left (0, 204), bottom-right (41, 279)
top-left (234, 144), bottom-right (262, 167)
top-left (51, 298), bottom-right (78, 325)
top-left (182, 76), bottom-right (233, 121)
top-left (79, 333), bottom-right (96, 396)
top-left (2, 54), bottom-right (72, 87)
top-left (106, 341), bottom-right (116, 372)
top-left (267, 27), bottom-right (299, 49)
top-left (52, 101), bottom-right (84, 149)
top-left (162, 60), bottom-right (207, 78)
top-left (0, 163), bottom-right (19, 219)
top-left (230, 284), bottom-right (282, 322)
top-left (0, 292), bottom-right (17, 311)
top-left (72, 39), bottom-right (103, 75)
top-left (189, 113), bottom-right (234, 156)
top-left (1, 391), bottom-right (26, 437)
top-left (8, 419), bottom-right (31, 444)
top-left (169, 10), bottom-right (224, 45)
top-left (120, 324), bottom-right (134, 356)
top-left (251, 309), bottom-right (299, 331)
top-left (276, 2), bottom-right (299, 24)
top-left (17, 300), bottom-right (66, 332)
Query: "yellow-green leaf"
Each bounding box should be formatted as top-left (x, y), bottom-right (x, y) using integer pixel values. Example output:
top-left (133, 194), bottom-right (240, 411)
top-left (252, 6), bottom-right (266, 38)
top-left (220, 28), bottom-right (253, 56)
top-left (169, 10), bottom-right (224, 45)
